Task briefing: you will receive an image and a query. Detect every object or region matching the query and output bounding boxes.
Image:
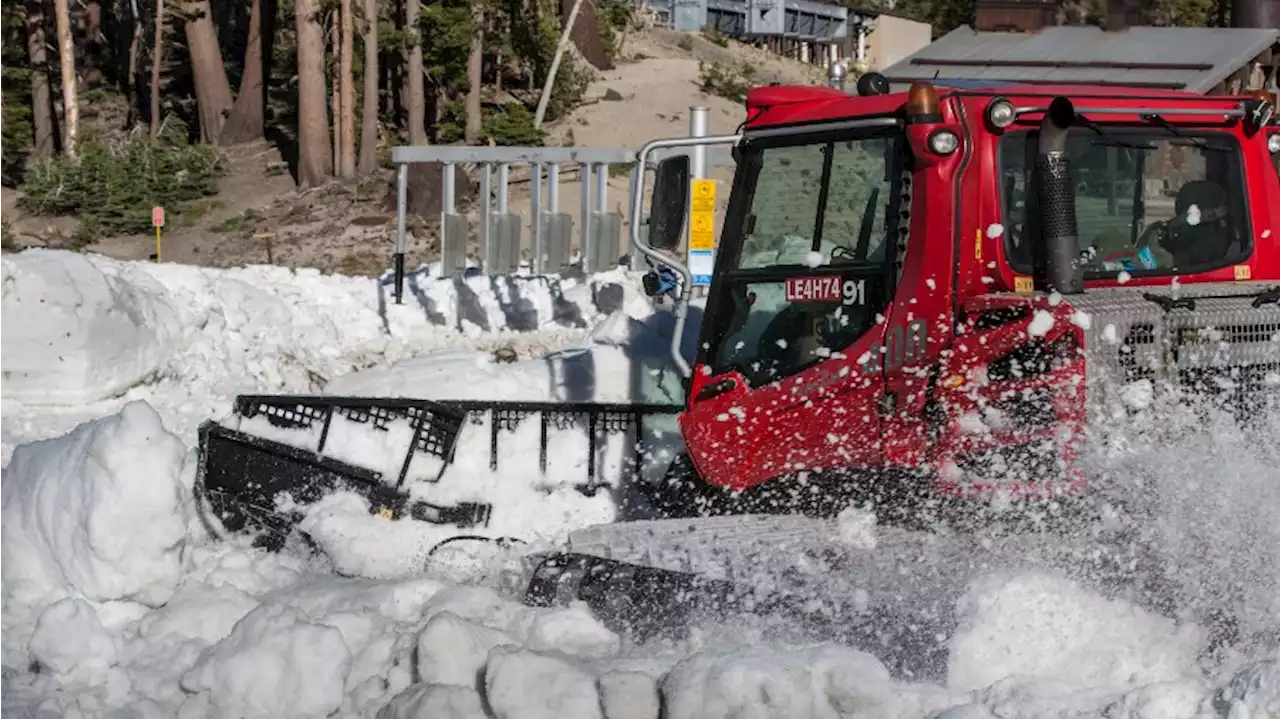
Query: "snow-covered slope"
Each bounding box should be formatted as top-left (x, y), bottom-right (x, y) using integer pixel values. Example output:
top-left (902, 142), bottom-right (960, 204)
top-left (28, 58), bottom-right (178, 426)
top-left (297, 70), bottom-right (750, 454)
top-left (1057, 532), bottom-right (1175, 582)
top-left (2, 249), bottom-right (1278, 718)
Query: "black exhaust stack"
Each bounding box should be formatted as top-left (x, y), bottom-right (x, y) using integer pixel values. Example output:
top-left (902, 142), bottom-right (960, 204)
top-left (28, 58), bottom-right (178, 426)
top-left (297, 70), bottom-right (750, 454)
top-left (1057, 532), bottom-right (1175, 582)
top-left (1034, 96), bottom-right (1084, 295)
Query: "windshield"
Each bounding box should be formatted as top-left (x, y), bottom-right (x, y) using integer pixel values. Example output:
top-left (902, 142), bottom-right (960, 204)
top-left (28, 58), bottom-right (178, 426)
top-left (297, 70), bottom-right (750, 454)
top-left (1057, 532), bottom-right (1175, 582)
top-left (998, 128), bottom-right (1252, 278)
top-left (737, 133), bottom-right (899, 270)
top-left (707, 129), bottom-right (904, 388)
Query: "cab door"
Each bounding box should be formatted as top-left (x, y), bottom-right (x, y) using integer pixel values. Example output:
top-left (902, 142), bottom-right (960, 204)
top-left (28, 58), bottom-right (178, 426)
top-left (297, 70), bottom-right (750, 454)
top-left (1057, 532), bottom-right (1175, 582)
top-left (679, 122), bottom-right (907, 492)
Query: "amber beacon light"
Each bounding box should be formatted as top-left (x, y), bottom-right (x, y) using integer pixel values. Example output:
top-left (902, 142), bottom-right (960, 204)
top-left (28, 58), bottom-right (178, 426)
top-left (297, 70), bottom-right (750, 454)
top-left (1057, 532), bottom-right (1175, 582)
top-left (906, 81), bottom-right (943, 123)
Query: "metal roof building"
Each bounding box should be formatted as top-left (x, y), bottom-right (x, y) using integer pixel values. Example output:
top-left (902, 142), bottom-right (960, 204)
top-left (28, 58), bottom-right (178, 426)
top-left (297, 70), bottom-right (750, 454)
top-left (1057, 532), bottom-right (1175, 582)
top-left (880, 24), bottom-right (1280, 94)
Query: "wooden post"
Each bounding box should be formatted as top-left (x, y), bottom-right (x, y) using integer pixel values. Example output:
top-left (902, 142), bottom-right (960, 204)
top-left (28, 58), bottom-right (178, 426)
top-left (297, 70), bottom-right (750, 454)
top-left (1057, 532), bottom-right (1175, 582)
top-left (254, 231), bottom-right (277, 264)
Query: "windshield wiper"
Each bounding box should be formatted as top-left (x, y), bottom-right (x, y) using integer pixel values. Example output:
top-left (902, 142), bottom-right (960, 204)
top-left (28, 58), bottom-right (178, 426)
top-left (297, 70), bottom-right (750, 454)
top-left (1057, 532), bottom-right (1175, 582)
top-left (1075, 113), bottom-right (1153, 150)
top-left (1141, 114), bottom-right (1227, 152)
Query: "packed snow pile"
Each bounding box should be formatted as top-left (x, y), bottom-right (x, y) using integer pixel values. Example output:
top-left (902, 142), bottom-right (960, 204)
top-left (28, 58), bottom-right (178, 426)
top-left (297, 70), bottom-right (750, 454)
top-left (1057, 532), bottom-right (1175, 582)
top-left (2, 400), bottom-right (1277, 718)
top-left (1, 250), bottom-right (181, 405)
top-left (2, 401), bottom-right (190, 617)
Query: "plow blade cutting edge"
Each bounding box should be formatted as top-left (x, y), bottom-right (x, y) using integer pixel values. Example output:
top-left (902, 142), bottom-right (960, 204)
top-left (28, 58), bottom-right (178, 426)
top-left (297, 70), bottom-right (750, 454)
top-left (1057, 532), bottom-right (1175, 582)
top-left (516, 514), bottom-right (1185, 673)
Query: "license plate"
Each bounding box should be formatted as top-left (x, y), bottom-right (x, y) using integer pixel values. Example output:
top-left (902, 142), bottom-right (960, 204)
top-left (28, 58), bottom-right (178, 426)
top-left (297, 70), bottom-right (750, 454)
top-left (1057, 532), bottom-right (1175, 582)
top-left (785, 275), bottom-right (842, 303)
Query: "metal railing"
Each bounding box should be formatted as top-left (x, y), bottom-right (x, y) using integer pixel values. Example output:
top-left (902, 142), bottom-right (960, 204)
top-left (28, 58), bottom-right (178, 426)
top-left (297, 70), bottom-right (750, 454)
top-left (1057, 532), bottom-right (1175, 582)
top-left (388, 107), bottom-right (735, 304)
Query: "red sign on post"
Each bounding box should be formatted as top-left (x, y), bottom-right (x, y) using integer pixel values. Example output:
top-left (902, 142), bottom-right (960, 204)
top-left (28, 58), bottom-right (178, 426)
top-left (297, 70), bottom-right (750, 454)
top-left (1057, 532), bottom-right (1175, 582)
top-left (152, 206), bottom-right (165, 228)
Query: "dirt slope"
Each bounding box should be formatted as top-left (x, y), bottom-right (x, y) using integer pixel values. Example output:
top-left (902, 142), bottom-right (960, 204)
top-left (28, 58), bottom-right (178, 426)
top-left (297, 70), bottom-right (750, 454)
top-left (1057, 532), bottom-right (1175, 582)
top-left (4, 27), bottom-right (827, 274)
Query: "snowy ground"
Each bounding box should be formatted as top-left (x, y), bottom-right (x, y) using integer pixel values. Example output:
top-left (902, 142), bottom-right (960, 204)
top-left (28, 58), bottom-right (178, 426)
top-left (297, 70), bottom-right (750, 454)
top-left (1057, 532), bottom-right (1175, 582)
top-left (3, 249), bottom-right (1278, 718)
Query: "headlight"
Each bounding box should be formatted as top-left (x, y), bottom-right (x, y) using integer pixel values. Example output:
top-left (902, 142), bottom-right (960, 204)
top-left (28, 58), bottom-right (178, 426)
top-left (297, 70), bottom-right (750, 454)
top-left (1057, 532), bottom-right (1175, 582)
top-left (929, 130), bottom-right (960, 156)
top-left (986, 97), bottom-right (1017, 129)
top-left (1269, 134), bottom-right (1280, 155)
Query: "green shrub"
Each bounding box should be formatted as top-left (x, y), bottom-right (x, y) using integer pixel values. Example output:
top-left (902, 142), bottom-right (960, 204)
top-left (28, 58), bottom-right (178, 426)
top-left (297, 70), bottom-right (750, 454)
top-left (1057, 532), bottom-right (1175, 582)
top-left (18, 129), bottom-right (225, 245)
top-left (436, 100), bottom-right (546, 146)
top-left (697, 60), bottom-right (755, 103)
top-left (483, 103), bottom-right (546, 146)
top-left (597, 0), bottom-right (638, 62)
top-left (701, 28), bottom-right (729, 47)
top-left (1, 215), bottom-right (13, 250)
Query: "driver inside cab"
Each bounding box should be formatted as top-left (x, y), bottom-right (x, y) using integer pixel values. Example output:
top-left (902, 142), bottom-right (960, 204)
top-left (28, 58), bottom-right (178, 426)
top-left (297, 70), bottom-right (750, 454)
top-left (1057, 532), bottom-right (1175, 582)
top-left (1094, 180), bottom-right (1234, 273)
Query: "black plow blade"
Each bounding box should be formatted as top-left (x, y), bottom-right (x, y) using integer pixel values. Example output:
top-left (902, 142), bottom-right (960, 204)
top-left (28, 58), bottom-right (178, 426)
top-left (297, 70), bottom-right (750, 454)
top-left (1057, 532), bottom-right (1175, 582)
top-left (195, 395), bottom-right (490, 550)
top-left (521, 551), bottom-right (868, 646)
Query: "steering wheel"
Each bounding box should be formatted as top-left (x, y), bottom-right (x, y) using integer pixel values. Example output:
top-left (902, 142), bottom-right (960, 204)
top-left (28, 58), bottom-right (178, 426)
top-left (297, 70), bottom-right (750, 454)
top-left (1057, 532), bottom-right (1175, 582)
top-left (1137, 220), bottom-right (1168, 249)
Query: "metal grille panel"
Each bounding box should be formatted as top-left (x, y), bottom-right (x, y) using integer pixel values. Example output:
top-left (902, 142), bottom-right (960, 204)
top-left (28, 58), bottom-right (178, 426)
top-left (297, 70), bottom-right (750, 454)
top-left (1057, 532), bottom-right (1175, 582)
top-left (1059, 282), bottom-right (1280, 412)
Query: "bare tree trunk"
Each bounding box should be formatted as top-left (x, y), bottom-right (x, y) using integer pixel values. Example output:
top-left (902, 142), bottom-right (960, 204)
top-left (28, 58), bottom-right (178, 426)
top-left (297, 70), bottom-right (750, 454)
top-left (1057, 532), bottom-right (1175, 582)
top-left (534, 0), bottom-right (585, 128)
top-left (126, 0), bottom-right (143, 129)
top-left (53, 0), bottom-right (77, 155)
top-left (183, 0), bottom-right (234, 144)
top-left (357, 0), bottom-right (379, 174)
top-left (405, 0), bottom-right (426, 145)
top-left (219, 0), bottom-right (267, 144)
top-left (330, 14), bottom-right (341, 169)
top-left (83, 0), bottom-right (103, 86)
top-left (296, 0), bottom-right (333, 188)
top-left (338, 0), bottom-right (356, 177)
top-left (150, 0), bottom-right (165, 137)
top-left (464, 3), bottom-right (482, 144)
top-left (25, 0), bottom-right (55, 157)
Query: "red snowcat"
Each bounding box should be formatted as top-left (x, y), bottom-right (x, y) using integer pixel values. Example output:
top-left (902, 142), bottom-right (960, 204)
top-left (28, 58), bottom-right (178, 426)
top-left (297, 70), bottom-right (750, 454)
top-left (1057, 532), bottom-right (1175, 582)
top-left (516, 79), bottom-right (1280, 640)
top-left (195, 75), bottom-right (1280, 649)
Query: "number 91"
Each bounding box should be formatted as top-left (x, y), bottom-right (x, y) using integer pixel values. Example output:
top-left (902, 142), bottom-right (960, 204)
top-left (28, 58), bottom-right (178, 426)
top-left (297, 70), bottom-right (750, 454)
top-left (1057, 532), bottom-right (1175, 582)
top-left (842, 279), bottom-right (866, 306)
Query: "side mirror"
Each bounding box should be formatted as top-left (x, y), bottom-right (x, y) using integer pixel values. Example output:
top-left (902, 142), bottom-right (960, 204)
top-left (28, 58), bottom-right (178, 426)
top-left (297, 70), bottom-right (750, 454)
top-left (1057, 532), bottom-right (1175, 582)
top-left (1243, 97), bottom-right (1274, 136)
top-left (647, 154), bottom-right (690, 251)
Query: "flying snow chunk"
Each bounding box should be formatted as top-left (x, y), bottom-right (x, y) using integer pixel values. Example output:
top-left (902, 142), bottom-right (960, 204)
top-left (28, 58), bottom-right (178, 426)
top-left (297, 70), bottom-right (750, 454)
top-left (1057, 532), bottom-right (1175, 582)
top-left (1118, 271), bottom-right (1132, 284)
top-left (1185, 204), bottom-right (1202, 226)
top-left (986, 223), bottom-right (1005, 239)
top-left (1072, 310), bottom-right (1092, 330)
top-left (804, 251), bottom-right (824, 268)
top-left (836, 505), bottom-right (878, 550)
top-left (1121, 379), bottom-right (1155, 410)
top-left (1102, 324), bottom-right (1119, 344)
top-left (1027, 310), bottom-right (1055, 338)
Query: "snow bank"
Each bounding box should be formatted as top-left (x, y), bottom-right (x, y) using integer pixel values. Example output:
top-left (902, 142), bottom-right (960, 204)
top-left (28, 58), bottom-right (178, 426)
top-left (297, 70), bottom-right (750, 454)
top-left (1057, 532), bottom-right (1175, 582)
top-left (1, 250), bottom-right (657, 461)
top-left (1, 250), bottom-right (180, 405)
